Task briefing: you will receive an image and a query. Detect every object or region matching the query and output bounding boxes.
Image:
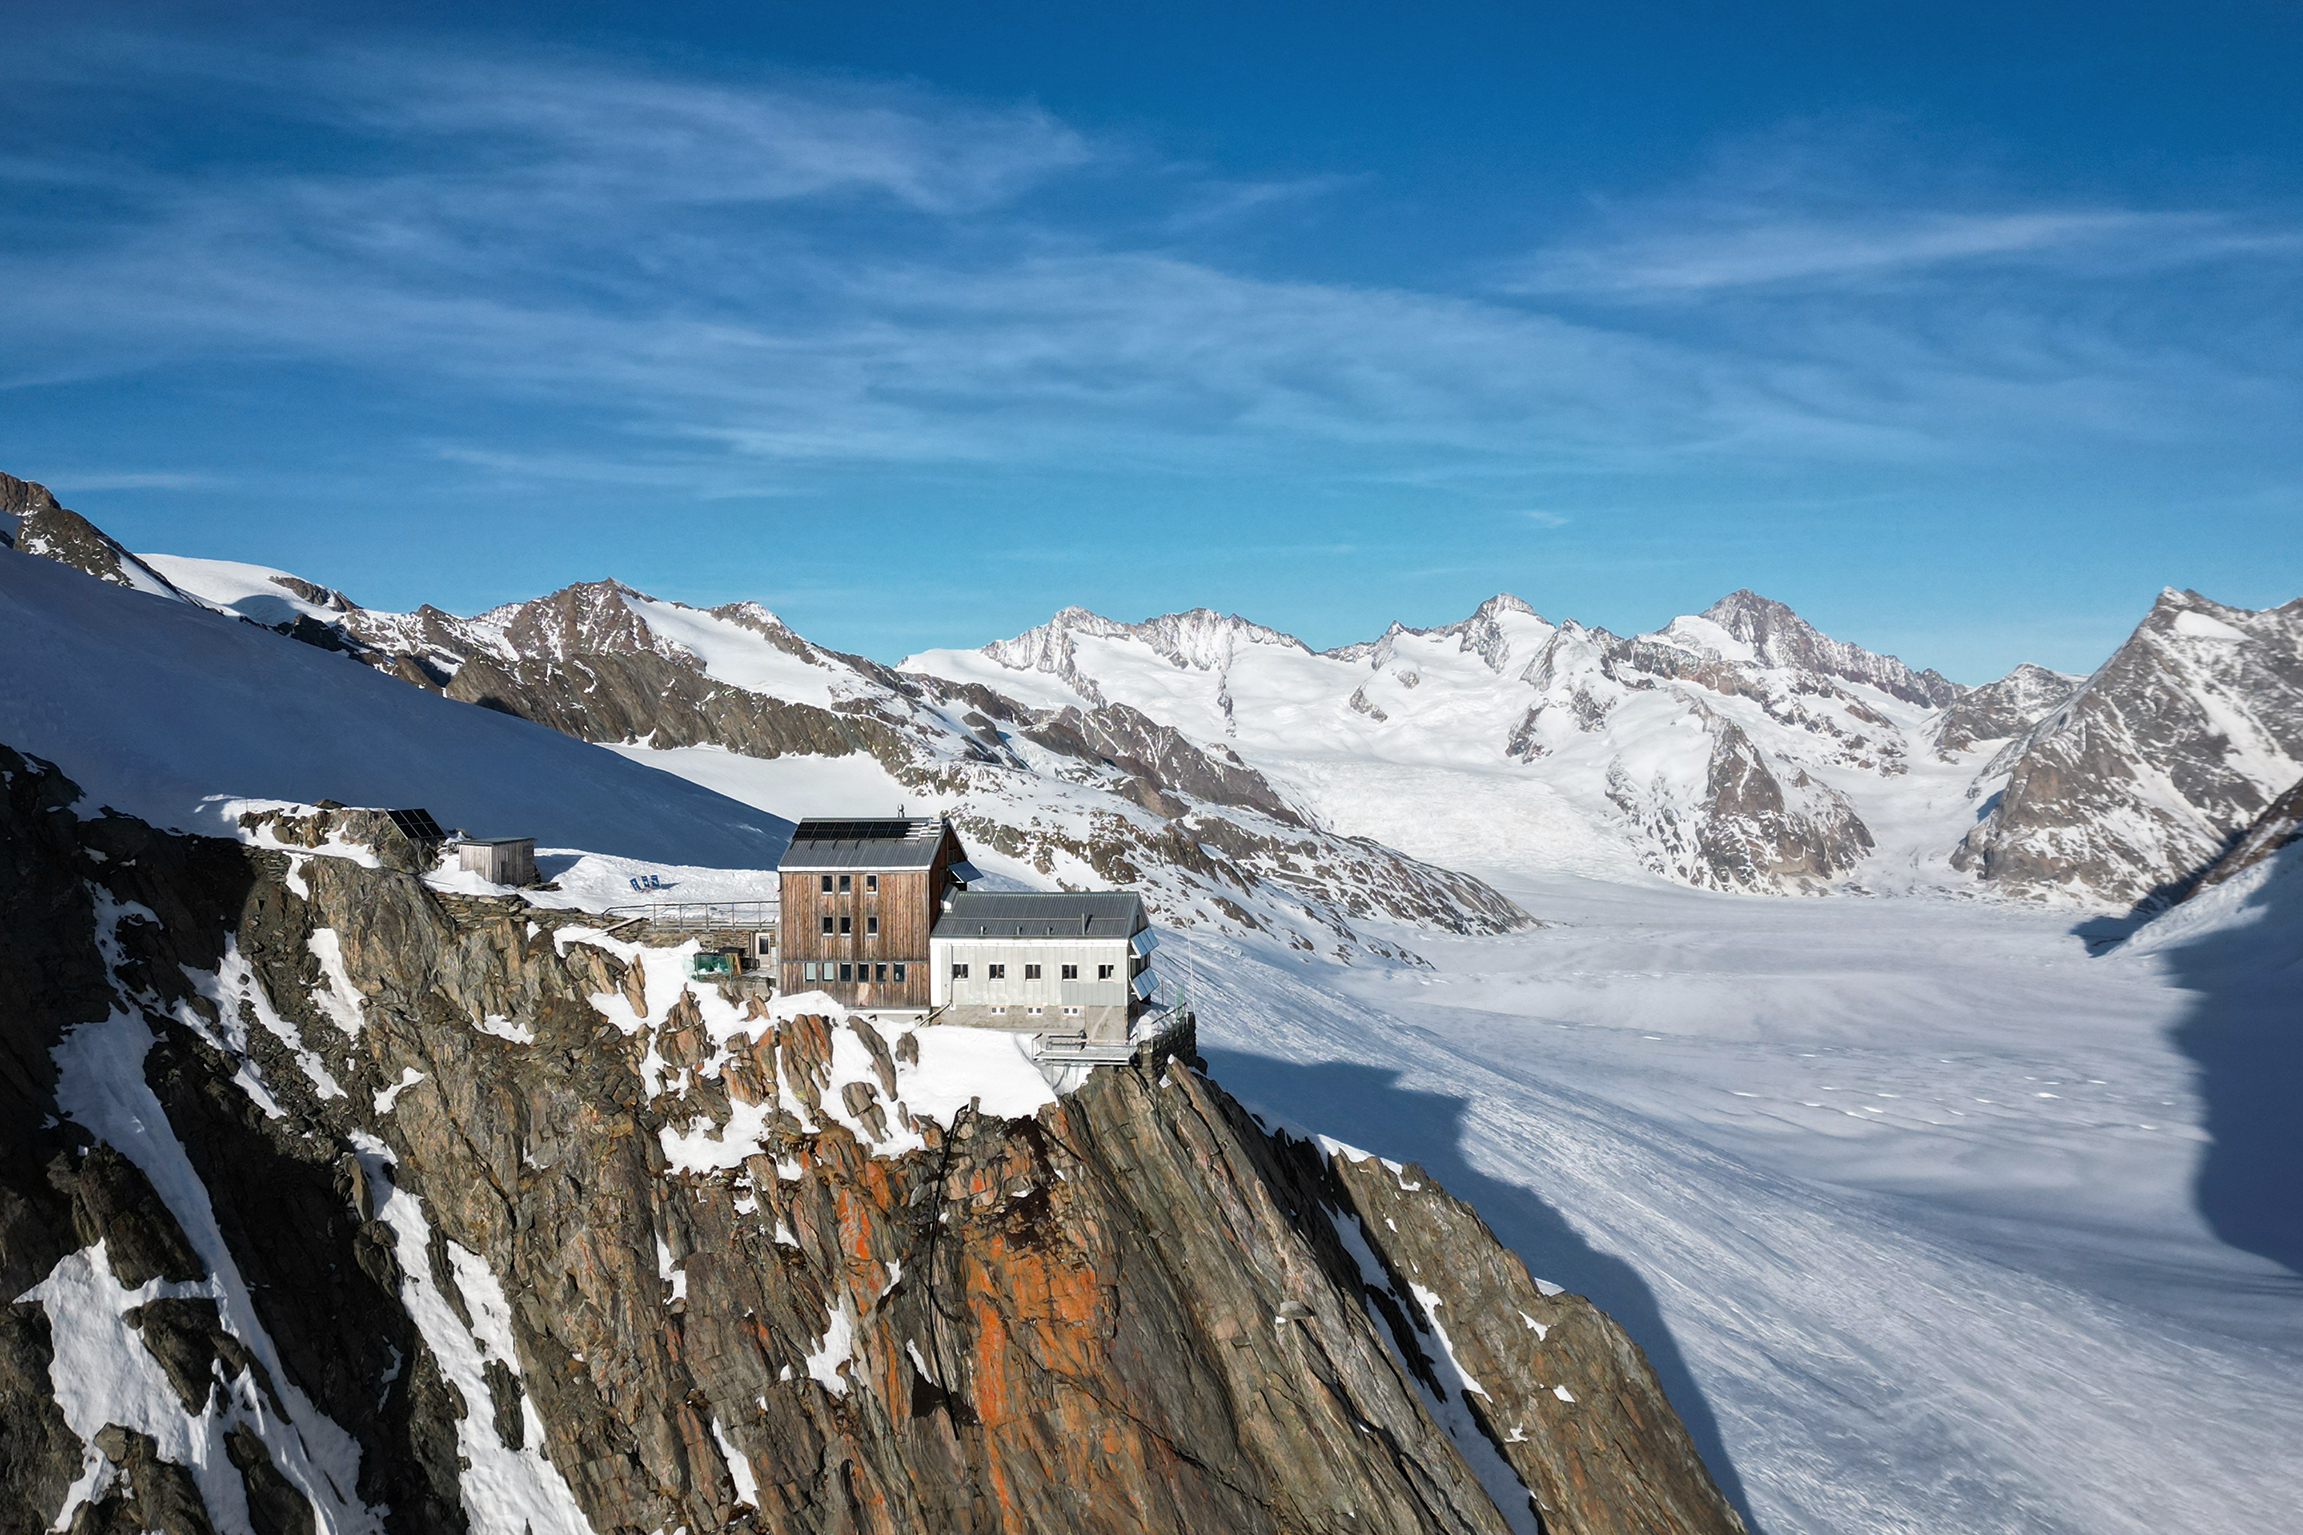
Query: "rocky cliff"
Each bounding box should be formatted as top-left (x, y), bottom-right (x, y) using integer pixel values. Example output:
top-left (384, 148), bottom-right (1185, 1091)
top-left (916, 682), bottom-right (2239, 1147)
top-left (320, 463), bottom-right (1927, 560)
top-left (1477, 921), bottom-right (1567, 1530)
top-left (0, 746), bottom-right (1740, 1535)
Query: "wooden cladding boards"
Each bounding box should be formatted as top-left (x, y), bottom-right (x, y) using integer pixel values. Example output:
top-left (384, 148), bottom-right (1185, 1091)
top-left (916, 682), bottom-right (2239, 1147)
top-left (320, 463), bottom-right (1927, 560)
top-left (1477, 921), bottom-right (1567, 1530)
top-left (779, 860), bottom-right (941, 1009)
top-left (775, 822), bottom-right (966, 1011)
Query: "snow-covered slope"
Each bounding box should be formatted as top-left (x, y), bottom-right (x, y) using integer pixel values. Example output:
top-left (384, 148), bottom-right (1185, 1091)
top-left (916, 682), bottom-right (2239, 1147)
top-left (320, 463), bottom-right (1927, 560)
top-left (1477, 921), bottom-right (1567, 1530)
top-left (0, 546), bottom-right (791, 867)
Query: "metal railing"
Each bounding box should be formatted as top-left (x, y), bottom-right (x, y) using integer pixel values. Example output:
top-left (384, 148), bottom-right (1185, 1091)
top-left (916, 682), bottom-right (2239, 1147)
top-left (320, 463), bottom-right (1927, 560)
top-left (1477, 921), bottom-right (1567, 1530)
top-left (598, 900), bottom-right (778, 931)
top-left (1034, 1002), bottom-right (1195, 1066)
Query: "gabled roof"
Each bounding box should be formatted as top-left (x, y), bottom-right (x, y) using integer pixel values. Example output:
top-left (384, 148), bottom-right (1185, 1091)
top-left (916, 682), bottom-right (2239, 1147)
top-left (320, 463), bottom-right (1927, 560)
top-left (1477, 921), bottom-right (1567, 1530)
top-left (932, 890), bottom-right (1147, 941)
top-left (777, 816), bottom-right (952, 871)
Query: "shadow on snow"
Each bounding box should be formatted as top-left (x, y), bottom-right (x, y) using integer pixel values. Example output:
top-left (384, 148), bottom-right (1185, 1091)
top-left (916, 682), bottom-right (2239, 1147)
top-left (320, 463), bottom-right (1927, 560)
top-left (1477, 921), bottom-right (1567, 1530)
top-left (2149, 856), bottom-right (2303, 1287)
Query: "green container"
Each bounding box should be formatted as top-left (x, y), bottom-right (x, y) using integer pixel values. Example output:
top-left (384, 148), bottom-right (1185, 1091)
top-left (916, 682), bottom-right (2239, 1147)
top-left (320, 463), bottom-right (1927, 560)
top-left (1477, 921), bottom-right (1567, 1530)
top-left (690, 951), bottom-right (736, 977)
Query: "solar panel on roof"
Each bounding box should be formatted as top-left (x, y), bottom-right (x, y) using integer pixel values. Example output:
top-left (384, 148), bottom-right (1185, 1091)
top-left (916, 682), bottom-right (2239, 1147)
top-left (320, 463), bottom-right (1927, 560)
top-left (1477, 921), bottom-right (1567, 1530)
top-left (385, 808), bottom-right (445, 843)
top-left (790, 819), bottom-right (922, 843)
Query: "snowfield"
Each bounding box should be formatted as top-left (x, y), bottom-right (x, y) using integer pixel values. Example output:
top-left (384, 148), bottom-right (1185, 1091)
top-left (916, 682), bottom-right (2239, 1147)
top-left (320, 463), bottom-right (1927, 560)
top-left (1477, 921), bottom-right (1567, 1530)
top-left (1181, 866), bottom-right (2303, 1535)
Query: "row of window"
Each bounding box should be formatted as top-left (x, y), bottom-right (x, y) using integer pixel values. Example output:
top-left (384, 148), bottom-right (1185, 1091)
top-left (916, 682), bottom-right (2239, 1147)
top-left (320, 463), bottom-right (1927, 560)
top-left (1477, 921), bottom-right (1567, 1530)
top-left (817, 874), bottom-right (879, 893)
top-left (820, 915), bottom-right (879, 935)
top-left (988, 1005), bottom-right (1082, 1018)
top-left (948, 963), bottom-right (1114, 981)
top-left (801, 961), bottom-right (906, 983)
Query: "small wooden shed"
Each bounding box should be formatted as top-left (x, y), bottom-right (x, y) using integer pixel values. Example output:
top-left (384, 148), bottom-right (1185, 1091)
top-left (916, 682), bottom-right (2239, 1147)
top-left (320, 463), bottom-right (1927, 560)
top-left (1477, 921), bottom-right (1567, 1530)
top-left (459, 837), bottom-right (537, 886)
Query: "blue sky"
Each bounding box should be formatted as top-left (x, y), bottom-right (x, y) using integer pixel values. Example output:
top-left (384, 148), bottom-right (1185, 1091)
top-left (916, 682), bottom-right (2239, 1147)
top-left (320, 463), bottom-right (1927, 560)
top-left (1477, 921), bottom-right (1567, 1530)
top-left (4, 2), bottom-right (2299, 679)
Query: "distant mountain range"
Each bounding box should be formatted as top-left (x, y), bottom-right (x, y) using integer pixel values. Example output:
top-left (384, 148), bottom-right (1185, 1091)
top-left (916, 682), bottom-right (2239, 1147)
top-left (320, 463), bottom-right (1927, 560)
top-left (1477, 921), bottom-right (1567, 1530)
top-left (8, 467), bottom-right (2299, 919)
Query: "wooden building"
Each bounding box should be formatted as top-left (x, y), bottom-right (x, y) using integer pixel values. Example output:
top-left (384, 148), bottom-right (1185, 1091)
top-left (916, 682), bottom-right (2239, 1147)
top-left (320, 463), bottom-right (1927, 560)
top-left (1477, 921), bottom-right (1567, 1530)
top-left (458, 836), bottom-right (537, 886)
top-left (776, 817), bottom-right (976, 1012)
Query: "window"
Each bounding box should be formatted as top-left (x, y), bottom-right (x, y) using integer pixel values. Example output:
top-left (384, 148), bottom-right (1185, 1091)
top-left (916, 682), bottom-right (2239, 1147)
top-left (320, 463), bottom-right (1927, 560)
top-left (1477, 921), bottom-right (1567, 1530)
top-left (866, 916), bottom-right (879, 936)
top-left (1060, 964), bottom-right (1078, 981)
top-left (1023, 964), bottom-right (1042, 980)
top-left (820, 874), bottom-right (833, 893)
top-left (820, 916), bottom-right (834, 935)
top-left (989, 1005), bottom-right (1007, 1016)
top-left (1097, 964), bottom-right (1115, 980)
top-left (951, 963), bottom-right (970, 980)
top-left (987, 964), bottom-right (1006, 980)
top-left (1062, 1006), bottom-right (1082, 1017)
top-left (803, 962), bottom-right (818, 981)
top-left (1026, 1006), bottom-right (1043, 1017)
top-left (839, 916), bottom-right (852, 935)
top-left (874, 964), bottom-right (888, 982)
top-left (838, 962), bottom-right (853, 981)
top-left (865, 874), bottom-right (877, 892)
top-left (892, 963), bottom-right (906, 982)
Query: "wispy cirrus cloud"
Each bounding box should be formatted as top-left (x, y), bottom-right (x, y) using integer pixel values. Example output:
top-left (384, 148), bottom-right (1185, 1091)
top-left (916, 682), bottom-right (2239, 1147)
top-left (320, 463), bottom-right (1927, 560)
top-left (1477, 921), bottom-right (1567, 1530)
top-left (3, 36), bottom-right (2298, 523)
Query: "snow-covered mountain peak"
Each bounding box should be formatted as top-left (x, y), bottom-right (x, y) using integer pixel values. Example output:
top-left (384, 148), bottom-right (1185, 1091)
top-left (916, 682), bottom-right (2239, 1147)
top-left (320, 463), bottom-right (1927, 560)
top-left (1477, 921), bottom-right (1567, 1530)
top-left (1328, 593), bottom-right (1555, 675)
top-left (481, 579), bottom-right (696, 666)
top-left (1954, 586), bottom-right (2303, 908)
top-left (1686, 588), bottom-right (1964, 707)
top-left (970, 604), bottom-right (1313, 707)
top-left (1931, 661), bottom-right (2082, 757)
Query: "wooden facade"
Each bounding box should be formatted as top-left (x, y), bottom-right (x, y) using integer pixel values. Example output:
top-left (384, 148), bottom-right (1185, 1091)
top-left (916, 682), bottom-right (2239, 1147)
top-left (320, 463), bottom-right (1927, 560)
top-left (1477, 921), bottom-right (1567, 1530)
top-left (777, 820), bottom-right (965, 1011)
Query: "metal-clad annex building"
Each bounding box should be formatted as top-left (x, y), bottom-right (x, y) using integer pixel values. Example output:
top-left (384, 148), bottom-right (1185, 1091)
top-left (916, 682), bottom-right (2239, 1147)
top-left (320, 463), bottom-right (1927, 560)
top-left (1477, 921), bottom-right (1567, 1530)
top-left (930, 891), bottom-right (1154, 1043)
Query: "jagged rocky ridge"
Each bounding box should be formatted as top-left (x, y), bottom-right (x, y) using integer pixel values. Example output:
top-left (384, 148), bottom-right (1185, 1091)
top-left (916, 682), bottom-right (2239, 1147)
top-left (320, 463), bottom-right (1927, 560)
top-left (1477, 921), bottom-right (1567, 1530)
top-left (12, 469), bottom-right (2303, 911)
top-left (1954, 589), bottom-right (2303, 910)
top-left (0, 748), bottom-right (1742, 1535)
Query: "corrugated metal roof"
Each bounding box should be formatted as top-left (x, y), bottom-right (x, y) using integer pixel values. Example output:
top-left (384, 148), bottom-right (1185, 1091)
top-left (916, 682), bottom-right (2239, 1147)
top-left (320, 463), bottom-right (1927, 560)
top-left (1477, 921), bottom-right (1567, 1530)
top-left (776, 817), bottom-right (948, 871)
top-left (931, 890), bottom-right (1148, 941)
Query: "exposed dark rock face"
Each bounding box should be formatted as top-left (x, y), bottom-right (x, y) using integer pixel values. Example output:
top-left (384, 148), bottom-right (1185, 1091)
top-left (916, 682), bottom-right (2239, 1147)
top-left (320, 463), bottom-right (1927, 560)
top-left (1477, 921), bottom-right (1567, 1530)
top-left (0, 1303), bottom-right (79, 1535)
top-left (1932, 661), bottom-right (2081, 757)
top-left (447, 646), bottom-right (920, 765)
top-left (1609, 708), bottom-right (1873, 894)
top-left (2, 753), bottom-right (1734, 1535)
top-left (71, 1426), bottom-right (215, 1535)
top-left (1698, 590), bottom-right (1963, 709)
top-left (0, 473), bottom-right (185, 598)
top-left (1321, 1147), bottom-right (1745, 1535)
top-left (2180, 775), bottom-right (2303, 899)
top-left (1954, 589), bottom-right (2303, 909)
top-left (1024, 702), bottom-right (1305, 825)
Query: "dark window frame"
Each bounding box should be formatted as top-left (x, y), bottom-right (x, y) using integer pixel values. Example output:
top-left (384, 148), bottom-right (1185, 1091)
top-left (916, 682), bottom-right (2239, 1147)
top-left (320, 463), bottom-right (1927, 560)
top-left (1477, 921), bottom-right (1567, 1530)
top-left (1023, 963), bottom-right (1042, 981)
top-left (951, 962), bottom-right (970, 979)
top-left (1060, 964), bottom-right (1078, 981)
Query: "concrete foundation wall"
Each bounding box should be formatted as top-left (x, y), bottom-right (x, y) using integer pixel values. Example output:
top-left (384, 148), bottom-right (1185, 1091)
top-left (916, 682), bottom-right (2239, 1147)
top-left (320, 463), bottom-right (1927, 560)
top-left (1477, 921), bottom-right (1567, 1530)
top-left (935, 1002), bottom-right (1131, 1044)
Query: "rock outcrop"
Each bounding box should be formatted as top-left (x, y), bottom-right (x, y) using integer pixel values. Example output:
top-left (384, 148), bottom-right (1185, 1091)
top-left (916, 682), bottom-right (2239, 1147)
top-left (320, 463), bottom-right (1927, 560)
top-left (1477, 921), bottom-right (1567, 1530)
top-left (2180, 774), bottom-right (2303, 899)
top-left (1606, 706), bottom-right (1874, 894)
top-left (1, 750), bottom-right (1738, 1535)
top-left (1930, 662), bottom-right (2080, 758)
top-left (0, 472), bottom-right (186, 599)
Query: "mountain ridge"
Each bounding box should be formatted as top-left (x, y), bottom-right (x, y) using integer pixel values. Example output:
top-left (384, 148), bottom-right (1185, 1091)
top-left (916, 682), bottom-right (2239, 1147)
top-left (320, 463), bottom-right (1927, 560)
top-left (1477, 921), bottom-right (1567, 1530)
top-left (9, 468), bottom-right (2297, 912)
